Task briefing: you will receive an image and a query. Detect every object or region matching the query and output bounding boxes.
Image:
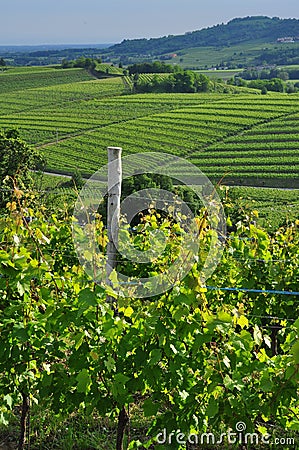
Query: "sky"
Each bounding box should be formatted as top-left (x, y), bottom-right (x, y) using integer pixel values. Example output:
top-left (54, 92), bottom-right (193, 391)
top-left (1, 0), bottom-right (299, 46)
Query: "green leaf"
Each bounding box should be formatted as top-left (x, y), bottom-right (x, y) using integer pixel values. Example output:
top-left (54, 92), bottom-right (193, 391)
top-left (258, 425), bottom-right (268, 436)
top-left (291, 341), bottom-right (299, 364)
top-left (13, 326), bottom-right (29, 343)
top-left (112, 373), bottom-right (130, 398)
top-left (143, 399), bottom-right (159, 417)
top-left (73, 332), bottom-right (85, 350)
top-left (257, 348), bottom-right (268, 362)
top-left (78, 288), bottom-right (97, 308)
top-left (173, 306), bottom-right (188, 321)
top-left (114, 373), bottom-right (130, 385)
top-left (260, 375), bottom-right (273, 392)
top-left (173, 292), bottom-right (196, 306)
top-left (223, 375), bottom-right (234, 391)
top-left (206, 397), bottom-right (219, 417)
top-left (76, 369), bottom-right (91, 394)
top-left (294, 317), bottom-right (299, 331)
top-left (104, 356), bottom-right (116, 372)
top-left (149, 349), bottom-right (162, 366)
top-left (192, 333), bottom-right (211, 352)
top-left (109, 269), bottom-right (118, 285)
top-left (217, 310), bottom-right (232, 323)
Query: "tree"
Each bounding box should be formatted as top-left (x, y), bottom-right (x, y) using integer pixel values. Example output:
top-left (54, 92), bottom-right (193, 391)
top-left (0, 57), bottom-right (6, 66)
top-left (61, 58), bottom-right (73, 69)
top-left (132, 72), bottom-right (139, 91)
top-left (261, 86), bottom-right (268, 95)
top-left (0, 129), bottom-right (45, 208)
top-left (195, 73), bottom-right (210, 92)
top-left (286, 83), bottom-right (295, 94)
top-left (172, 71), bottom-right (196, 92)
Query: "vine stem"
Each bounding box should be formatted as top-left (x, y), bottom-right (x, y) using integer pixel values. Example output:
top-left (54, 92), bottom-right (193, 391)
top-left (116, 406), bottom-right (129, 450)
top-left (18, 392), bottom-right (30, 450)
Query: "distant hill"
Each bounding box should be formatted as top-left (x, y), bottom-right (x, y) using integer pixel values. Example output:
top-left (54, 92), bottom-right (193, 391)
top-left (106, 16), bottom-right (299, 56)
top-left (0, 45), bottom-right (111, 66)
top-left (0, 44), bottom-right (112, 53)
top-left (1, 16), bottom-right (298, 68)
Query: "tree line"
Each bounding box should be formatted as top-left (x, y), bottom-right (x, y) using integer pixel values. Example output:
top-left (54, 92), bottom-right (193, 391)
top-left (134, 70), bottom-right (210, 93)
top-left (127, 61), bottom-right (178, 74)
top-left (229, 74), bottom-right (299, 93)
top-left (240, 67), bottom-right (299, 81)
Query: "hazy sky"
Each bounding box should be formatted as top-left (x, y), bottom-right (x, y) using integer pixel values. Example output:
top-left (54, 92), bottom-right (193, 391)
top-left (1, 0), bottom-right (299, 45)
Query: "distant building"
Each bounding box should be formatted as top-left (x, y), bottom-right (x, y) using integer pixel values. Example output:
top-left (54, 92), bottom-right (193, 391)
top-left (277, 37), bottom-right (295, 43)
top-left (160, 53), bottom-right (177, 60)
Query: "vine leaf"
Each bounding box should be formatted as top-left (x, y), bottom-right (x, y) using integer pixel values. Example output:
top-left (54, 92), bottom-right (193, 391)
top-left (76, 369), bottom-right (91, 393)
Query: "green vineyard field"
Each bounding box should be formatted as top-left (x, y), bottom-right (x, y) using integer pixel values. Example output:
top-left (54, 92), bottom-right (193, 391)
top-left (0, 67), bottom-right (94, 94)
top-left (0, 66), bottom-right (298, 186)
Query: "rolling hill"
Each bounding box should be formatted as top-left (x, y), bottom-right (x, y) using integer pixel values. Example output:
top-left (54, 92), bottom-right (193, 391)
top-left (1, 16), bottom-right (298, 68)
top-left (106, 16), bottom-right (299, 57)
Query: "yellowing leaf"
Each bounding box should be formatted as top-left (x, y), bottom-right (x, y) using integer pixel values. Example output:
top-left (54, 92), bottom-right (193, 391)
top-left (14, 188), bottom-right (24, 199)
top-left (35, 228), bottom-right (50, 244)
top-left (258, 426), bottom-right (268, 436)
top-left (109, 269), bottom-right (118, 285)
top-left (197, 286), bottom-right (207, 293)
top-left (237, 315), bottom-right (249, 329)
top-left (217, 310), bottom-right (232, 323)
top-left (8, 201), bottom-right (17, 211)
top-left (237, 303), bottom-right (245, 315)
top-left (124, 306), bottom-right (134, 318)
top-left (90, 351), bottom-right (99, 361)
top-left (257, 348), bottom-right (268, 362)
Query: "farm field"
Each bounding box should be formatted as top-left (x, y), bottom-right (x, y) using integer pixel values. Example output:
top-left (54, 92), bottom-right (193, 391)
top-left (40, 94), bottom-right (299, 187)
top-left (163, 41), bottom-right (299, 69)
top-left (0, 67), bottom-right (94, 94)
top-left (0, 66), bottom-right (298, 188)
top-left (95, 62), bottom-right (124, 75)
top-left (196, 69), bottom-right (242, 81)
